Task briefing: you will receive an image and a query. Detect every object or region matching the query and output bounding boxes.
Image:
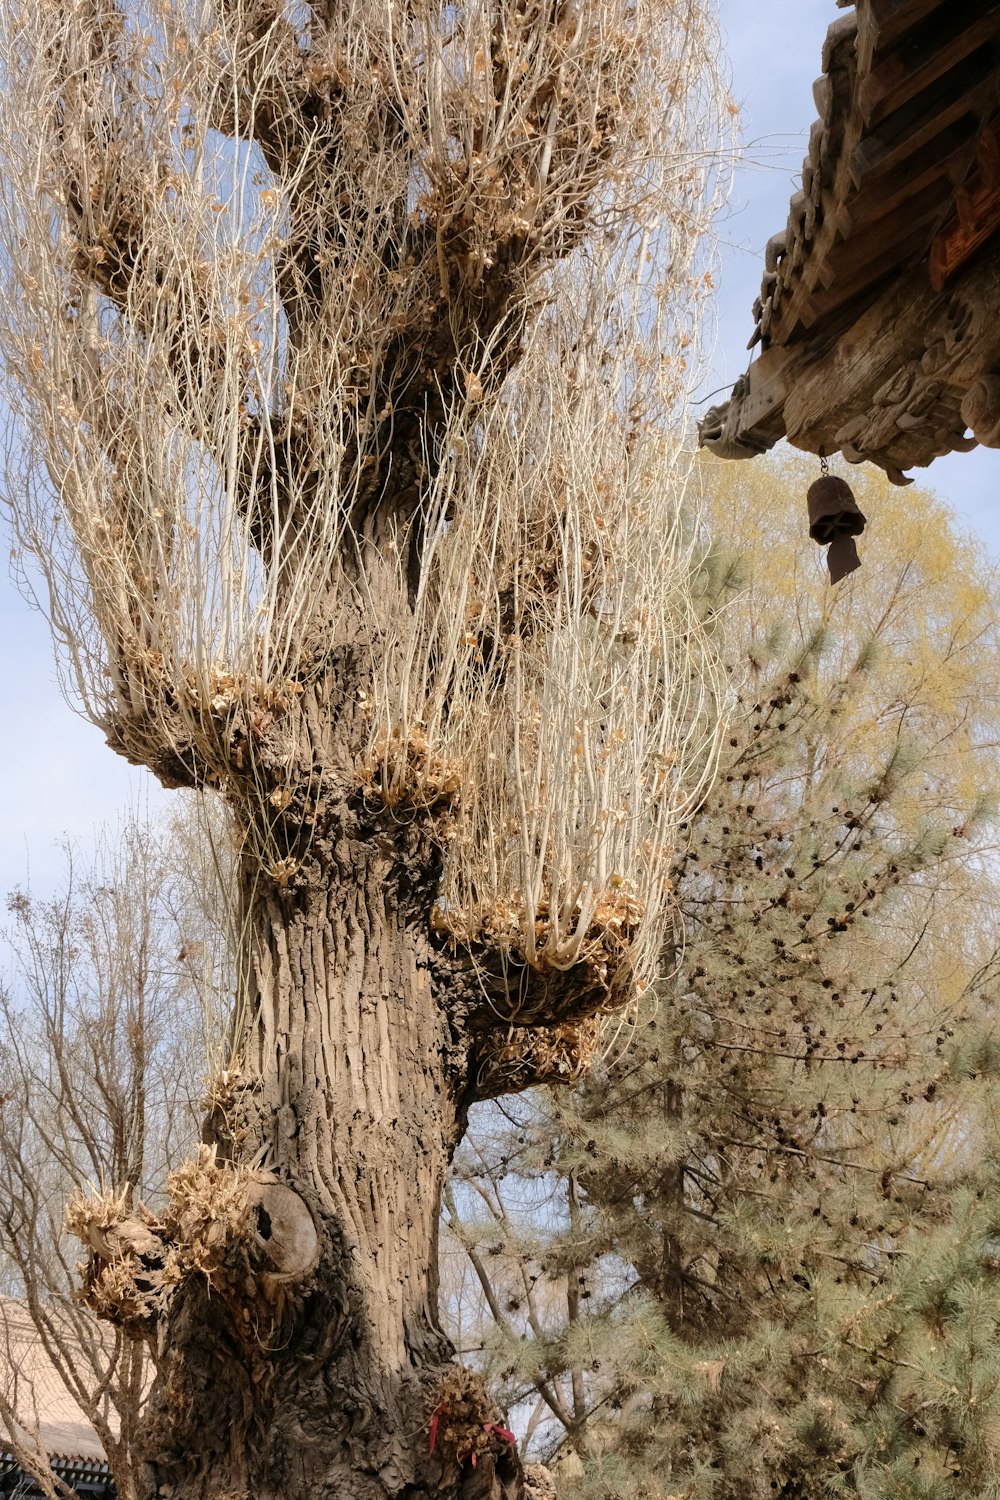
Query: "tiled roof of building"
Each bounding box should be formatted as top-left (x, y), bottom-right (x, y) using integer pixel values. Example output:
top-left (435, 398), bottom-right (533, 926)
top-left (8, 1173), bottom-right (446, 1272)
top-left (0, 1298), bottom-right (115, 1465)
top-left (700, 1), bottom-right (1000, 481)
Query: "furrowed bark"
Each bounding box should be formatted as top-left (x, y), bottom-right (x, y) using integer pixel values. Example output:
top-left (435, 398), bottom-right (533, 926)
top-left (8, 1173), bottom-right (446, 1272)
top-left (72, 637), bottom-right (623, 1497)
top-left (132, 800), bottom-right (535, 1499)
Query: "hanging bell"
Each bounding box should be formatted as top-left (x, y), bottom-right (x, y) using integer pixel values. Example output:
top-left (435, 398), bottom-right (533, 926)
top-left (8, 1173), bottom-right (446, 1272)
top-left (807, 473), bottom-right (867, 584)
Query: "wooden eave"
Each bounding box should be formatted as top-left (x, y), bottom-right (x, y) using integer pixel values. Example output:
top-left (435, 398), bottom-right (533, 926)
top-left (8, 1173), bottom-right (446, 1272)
top-left (700, 0), bottom-right (1000, 483)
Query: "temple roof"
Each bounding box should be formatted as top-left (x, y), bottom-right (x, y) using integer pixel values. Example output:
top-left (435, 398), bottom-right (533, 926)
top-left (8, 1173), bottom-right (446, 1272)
top-left (700, 0), bottom-right (1000, 484)
top-left (0, 1299), bottom-right (115, 1465)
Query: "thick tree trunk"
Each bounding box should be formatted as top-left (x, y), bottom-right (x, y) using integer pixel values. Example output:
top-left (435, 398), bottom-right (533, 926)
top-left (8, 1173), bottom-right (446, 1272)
top-left (136, 842), bottom-right (520, 1500)
top-left (78, 599), bottom-right (579, 1498)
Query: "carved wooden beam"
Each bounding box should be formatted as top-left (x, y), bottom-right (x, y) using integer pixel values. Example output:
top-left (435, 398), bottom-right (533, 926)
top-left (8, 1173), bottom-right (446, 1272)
top-left (783, 243), bottom-right (999, 468)
top-left (850, 50), bottom-right (997, 183)
top-left (930, 121), bottom-right (1000, 288)
top-left (870, 0), bottom-right (955, 53)
top-left (700, 233), bottom-right (1000, 477)
top-left (859, 2), bottom-right (1000, 127)
top-left (701, 1), bottom-right (1000, 479)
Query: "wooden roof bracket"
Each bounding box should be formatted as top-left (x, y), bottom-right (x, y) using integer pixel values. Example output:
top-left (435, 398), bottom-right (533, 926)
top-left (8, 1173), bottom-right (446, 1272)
top-left (697, 351), bottom-right (793, 461)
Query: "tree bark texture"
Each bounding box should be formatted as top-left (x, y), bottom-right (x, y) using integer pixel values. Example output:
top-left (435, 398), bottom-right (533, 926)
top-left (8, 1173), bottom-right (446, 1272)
top-left (68, 554), bottom-right (592, 1497)
top-left (136, 823), bottom-right (528, 1500)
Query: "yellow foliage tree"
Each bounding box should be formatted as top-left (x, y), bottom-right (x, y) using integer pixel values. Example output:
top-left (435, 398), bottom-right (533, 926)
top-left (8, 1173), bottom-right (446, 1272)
top-left (446, 453), bottom-right (1000, 1500)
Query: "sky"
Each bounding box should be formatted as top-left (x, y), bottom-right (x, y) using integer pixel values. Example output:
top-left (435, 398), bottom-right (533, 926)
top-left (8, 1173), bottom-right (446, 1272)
top-left (1, 0), bottom-right (999, 894)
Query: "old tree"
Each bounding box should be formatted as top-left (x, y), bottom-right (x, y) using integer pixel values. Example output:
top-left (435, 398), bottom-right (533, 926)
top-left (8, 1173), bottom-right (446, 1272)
top-left (0, 0), bottom-right (728, 1494)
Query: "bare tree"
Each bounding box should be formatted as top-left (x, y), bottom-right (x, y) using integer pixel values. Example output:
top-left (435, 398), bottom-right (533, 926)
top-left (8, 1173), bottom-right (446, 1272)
top-left (0, 815), bottom-right (214, 1500)
top-left (0, 0), bottom-right (730, 1491)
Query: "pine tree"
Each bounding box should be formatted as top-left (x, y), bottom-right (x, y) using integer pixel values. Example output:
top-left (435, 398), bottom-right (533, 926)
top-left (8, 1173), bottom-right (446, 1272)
top-left (447, 456), bottom-right (1000, 1499)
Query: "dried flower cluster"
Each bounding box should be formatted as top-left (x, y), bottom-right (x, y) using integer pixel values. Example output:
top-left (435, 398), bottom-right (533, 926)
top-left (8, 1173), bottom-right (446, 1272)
top-left (477, 1013), bottom-right (603, 1093)
top-left (429, 1366), bottom-right (514, 1470)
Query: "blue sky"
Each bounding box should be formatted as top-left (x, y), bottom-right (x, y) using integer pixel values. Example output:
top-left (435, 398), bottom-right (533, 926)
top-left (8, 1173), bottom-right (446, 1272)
top-left (2, 0), bottom-right (998, 893)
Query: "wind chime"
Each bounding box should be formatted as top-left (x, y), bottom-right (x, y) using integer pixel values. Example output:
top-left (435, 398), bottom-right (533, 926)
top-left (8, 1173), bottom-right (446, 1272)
top-left (807, 454), bottom-right (867, 583)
